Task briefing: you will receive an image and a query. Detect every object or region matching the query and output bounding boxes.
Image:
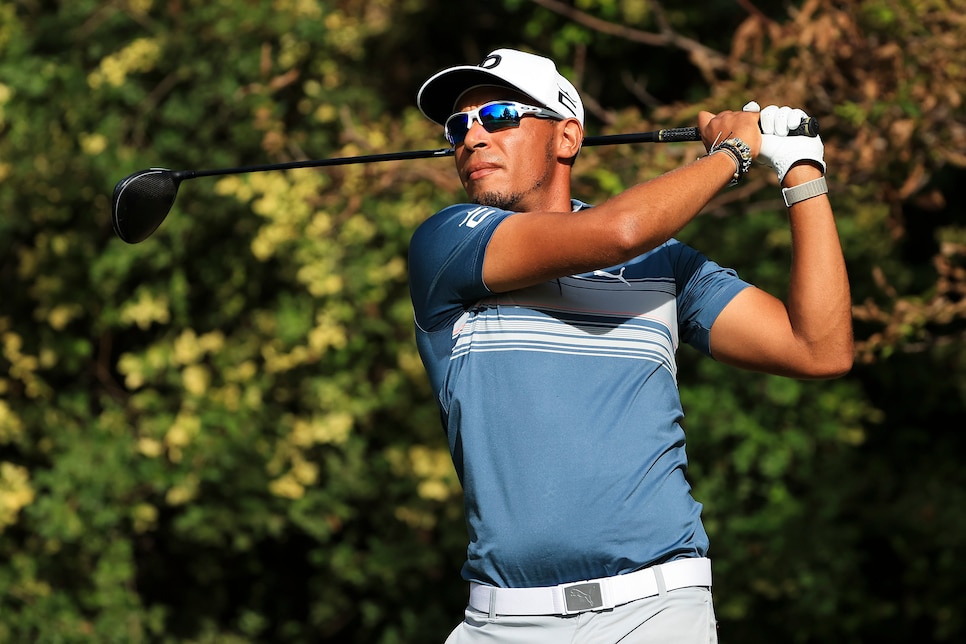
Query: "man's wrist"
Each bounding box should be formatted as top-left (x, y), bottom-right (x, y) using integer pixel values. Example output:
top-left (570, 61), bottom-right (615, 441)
top-left (708, 137), bottom-right (752, 186)
top-left (782, 176), bottom-right (828, 207)
top-left (781, 161), bottom-right (824, 188)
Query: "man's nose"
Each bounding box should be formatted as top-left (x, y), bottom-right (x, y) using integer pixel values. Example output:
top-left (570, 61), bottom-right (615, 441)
top-left (461, 118), bottom-right (490, 147)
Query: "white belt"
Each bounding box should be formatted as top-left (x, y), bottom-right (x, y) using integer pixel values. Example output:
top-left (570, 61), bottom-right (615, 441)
top-left (468, 557), bottom-right (712, 617)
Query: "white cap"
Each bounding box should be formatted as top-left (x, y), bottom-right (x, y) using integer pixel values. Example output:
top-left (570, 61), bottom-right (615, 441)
top-left (417, 48), bottom-right (584, 126)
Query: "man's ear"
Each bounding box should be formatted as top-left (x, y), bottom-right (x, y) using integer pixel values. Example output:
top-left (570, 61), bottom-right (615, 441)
top-left (558, 119), bottom-right (584, 161)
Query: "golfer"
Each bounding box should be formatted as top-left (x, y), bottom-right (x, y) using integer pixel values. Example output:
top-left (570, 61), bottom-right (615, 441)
top-left (408, 48), bottom-right (852, 643)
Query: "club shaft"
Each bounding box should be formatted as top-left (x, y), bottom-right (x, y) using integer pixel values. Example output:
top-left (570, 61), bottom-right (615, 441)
top-left (173, 128), bottom-right (705, 181)
top-left (112, 118), bottom-right (818, 244)
top-left (176, 147), bottom-right (457, 180)
top-left (585, 127), bottom-right (701, 145)
top-left (173, 116), bottom-right (817, 181)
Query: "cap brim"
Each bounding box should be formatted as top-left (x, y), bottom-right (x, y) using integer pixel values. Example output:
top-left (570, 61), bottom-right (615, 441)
top-left (417, 67), bottom-right (526, 125)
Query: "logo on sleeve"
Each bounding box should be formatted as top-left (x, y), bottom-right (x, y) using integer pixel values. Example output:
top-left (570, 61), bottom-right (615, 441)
top-left (459, 206), bottom-right (497, 229)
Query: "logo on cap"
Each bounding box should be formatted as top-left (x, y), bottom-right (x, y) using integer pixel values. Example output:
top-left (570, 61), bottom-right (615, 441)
top-left (480, 54), bottom-right (502, 69)
top-left (558, 89), bottom-right (578, 117)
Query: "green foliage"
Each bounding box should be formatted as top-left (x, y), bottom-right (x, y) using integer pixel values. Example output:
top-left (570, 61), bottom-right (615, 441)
top-left (1, 0), bottom-right (964, 642)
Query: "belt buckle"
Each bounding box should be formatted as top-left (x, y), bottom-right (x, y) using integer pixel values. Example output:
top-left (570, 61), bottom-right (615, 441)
top-left (561, 581), bottom-right (607, 614)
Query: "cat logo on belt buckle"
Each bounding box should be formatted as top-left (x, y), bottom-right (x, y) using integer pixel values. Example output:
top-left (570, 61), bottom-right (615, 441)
top-left (563, 582), bottom-right (604, 613)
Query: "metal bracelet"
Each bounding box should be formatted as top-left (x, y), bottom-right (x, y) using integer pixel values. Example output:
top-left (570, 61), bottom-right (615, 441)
top-left (709, 137), bottom-right (752, 186)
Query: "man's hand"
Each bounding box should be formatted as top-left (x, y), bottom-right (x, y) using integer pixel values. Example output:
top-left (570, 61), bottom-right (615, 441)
top-left (743, 101), bottom-right (826, 185)
top-left (697, 109), bottom-right (762, 156)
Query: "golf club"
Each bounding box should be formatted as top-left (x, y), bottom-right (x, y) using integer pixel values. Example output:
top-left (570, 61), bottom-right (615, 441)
top-left (112, 119), bottom-right (818, 244)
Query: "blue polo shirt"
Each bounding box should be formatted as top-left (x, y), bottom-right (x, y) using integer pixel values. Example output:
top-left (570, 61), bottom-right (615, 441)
top-left (408, 201), bottom-right (750, 588)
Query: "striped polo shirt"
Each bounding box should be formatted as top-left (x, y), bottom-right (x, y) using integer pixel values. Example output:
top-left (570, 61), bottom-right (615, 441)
top-left (408, 201), bottom-right (750, 588)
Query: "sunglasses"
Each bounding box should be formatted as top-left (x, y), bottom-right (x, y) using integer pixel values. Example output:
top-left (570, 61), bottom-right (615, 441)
top-left (444, 100), bottom-right (566, 146)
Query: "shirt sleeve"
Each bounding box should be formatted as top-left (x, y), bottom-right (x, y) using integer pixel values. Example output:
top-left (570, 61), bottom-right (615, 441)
top-left (408, 203), bottom-right (515, 332)
top-left (670, 240), bottom-right (752, 357)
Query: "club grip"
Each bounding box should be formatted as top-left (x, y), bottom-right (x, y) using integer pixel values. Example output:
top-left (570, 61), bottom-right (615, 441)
top-left (656, 127), bottom-right (701, 142)
top-left (786, 117), bottom-right (820, 137)
top-left (654, 117), bottom-right (819, 143)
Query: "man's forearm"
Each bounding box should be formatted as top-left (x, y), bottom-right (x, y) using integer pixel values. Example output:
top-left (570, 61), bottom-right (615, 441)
top-left (482, 149), bottom-right (742, 292)
top-left (784, 164), bottom-right (854, 373)
top-left (603, 150), bottom-right (738, 254)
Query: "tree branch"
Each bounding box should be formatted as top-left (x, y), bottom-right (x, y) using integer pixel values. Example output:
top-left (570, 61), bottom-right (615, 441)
top-left (528, 0), bottom-right (738, 82)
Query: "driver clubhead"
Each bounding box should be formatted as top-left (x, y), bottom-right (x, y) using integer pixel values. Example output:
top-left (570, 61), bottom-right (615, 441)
top-left (112, 169), bottom-right (180, 243)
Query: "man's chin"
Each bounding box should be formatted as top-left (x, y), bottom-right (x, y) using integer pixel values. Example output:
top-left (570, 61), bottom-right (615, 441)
top-left (472, 191), bottom-right (523, 211)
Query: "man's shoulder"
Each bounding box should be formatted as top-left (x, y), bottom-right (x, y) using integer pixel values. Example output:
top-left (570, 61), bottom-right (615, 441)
top-left (414, 203), bottom-right (511, 239)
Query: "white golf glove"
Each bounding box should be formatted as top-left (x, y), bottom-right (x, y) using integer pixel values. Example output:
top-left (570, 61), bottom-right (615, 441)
top-left (743, 101), bottom-right (825, 184)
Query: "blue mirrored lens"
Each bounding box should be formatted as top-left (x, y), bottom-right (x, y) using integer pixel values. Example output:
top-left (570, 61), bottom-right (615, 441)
top-left (479, 103), bottom-right (523, 129)
top-left (445, 102), bottom-right (525, 145)
top-left (444, 116), bottom-right (471, 145)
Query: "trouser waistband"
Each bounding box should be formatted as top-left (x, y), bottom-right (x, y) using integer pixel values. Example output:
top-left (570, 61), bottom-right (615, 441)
top-left (468, 557), bottom-right (712, 617)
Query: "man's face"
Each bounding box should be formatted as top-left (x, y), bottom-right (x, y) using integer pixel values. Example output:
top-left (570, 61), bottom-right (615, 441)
top-left (451, 87), bottom-right (560, 212)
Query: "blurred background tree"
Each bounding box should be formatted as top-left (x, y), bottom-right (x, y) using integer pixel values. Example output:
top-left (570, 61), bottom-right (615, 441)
top-left (0, 0), bottom-right (963, 642)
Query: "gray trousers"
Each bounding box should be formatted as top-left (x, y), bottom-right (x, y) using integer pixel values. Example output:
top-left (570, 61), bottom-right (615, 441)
top-left (445, 586), bottom-right (717, 644)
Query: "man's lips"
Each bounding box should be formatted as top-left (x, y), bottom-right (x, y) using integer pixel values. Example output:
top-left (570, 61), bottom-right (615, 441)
top-left (463, 162), bottom-right (501, 182)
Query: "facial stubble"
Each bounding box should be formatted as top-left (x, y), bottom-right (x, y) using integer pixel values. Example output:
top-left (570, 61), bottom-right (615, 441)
top-left (472, 135), bottom-right (557, 212)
